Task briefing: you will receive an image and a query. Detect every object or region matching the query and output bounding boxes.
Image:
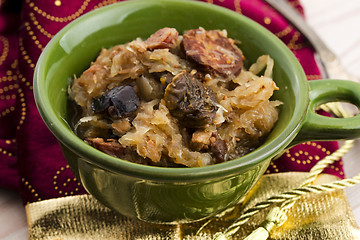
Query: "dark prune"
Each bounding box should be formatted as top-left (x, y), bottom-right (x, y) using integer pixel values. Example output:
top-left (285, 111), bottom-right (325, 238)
top-left (164, 71), bottom-right (218, 128)
top-left (92, 85), bottom-right (139, 118)
top-left (92, 95), bottom-right (110, 113)
top-left (108, 86), bottom-right (139, 117)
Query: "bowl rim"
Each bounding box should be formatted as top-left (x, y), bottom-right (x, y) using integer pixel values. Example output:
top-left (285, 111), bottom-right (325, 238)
top-left (33, 0), bottom-right (308, 182)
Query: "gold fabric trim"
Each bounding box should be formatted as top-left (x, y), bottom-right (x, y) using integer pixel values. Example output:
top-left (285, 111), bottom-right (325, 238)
top-left (26, 172), bottom-right (360, 239)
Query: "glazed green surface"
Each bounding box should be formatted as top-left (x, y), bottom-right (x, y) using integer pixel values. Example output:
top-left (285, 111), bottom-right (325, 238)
top-left (34, 0), bottom-right (360, 223)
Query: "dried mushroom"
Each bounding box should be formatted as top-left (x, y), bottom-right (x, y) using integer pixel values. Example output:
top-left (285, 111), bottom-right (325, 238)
top-left (164, 71), bottom-right (218, 128)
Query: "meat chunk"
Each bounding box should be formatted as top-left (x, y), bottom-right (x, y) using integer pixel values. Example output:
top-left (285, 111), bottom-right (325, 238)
top-left (209, 133), bottom-right (227, 163)
top-left (112, 118), bottom-right (132, 135)
top-left (190, 131), bottom-right (226, 163)
top-left (190, 130), bottom-right (212, 151)
top-left (85, 138), bottom-right (125, 158)
top-left (164, 71), bottom-right (218, 128)
top-left (145, 27), bottom-right (179, 50)
top-left (182, 28), bottom-right (243, 76)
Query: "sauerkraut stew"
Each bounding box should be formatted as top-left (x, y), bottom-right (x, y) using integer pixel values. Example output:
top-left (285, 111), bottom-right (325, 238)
top-left (68, 27), bottom-right (281, 167)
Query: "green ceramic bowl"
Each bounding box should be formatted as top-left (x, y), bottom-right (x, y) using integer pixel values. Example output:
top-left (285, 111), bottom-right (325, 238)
top-left (34, 0), bottom-right (360, 224)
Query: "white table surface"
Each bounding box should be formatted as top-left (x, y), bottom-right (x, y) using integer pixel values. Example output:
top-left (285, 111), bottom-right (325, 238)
top-left (1, 0), bottom-right (360, 239)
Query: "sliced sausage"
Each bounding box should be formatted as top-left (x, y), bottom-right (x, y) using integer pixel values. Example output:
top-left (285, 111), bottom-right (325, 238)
top-left (85, 138), bottom-right (125, 158)
top-left (145, 27), bottom-right (179, 50)
top-left (183, 28), bottom-right (243, 76)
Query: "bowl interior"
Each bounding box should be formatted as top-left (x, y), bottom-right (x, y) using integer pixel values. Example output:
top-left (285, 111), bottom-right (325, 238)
top-left (34, 0), bottom-right (307, 180)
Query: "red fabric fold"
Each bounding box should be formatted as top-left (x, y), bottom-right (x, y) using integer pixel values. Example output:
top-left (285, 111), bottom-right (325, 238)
top-left (0, 0), bottom-right (343, 204)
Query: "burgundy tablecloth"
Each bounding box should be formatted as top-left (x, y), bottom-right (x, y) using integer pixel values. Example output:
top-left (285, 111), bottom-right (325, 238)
top-left (0, 0), bottom-right (342, 204)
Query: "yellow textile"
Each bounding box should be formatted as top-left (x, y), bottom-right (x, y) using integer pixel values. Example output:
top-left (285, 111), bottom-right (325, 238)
top-left (26, 172), bottom-right (360, 239)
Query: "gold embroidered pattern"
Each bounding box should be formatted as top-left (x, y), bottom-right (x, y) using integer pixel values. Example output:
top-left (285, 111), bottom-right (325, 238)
top-left (1, 106), bottom-right (15, 117)
top-left (266, 161), bottom-right (279, 174)
top-left (234, 0), bottom-right (242, 14)
top-left (264, 17), bottom-right (271, 25)
top-left (0, 74), bottom-right (16, 83)
top-left (19, 37), bottom-right (35, 69)
top-left (270, 141), bottom-right (342, 176)
top-left (26, 0), bottom-right (91, 23)
top-left (329, 164), bottom-right (343, 176)
top-left (17, 86), bottom-right (26, 131)
top-left (7, 59), bottom-right (32, 90)
top-left (275, 26), bottom-right (293, 38)
top-left (0, 94), bottom-right (16, 100)
top-left (0, 36), bottom-right (9, 66)
top-left (22, 177), bottom-right (42, 202)
top-left (54, 0), bottom-right (61, 7)
top-left (306, 74), bottom-right (322, 80)
top-left (93, 0), bottom-right (118, 9)
top-left (288, 150), bottom-right (312, 165)
top-left (29, 13), bottom-right (54, 39)
top-left (0, 83), bottom-right (18, 94)
top-left (0, 145), bottom-right (14, 157)
top-left (16, 71), bottom-right (32, 89)
top-left (11, 59), bottom-right (18, 69)
top-left (287, 30), bottom-right (305, 50)
top-left (24, 22), bottom-right (45, 50)
top-left (53, 165), bottom-right (82, 196)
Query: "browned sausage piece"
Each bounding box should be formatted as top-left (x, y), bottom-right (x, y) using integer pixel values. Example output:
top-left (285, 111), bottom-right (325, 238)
top-left (85, 138), bottom-right (125, 158)
top-left (183, 28), bottom-right (243, 76)
top-left (145, 27), bottom-right (179, 50)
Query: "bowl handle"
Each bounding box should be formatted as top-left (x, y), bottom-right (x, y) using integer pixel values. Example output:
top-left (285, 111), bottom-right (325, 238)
top-left (292, 79), bottom-right (360, 145)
